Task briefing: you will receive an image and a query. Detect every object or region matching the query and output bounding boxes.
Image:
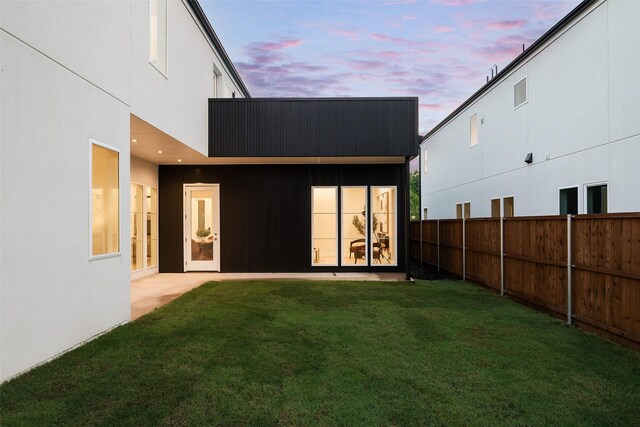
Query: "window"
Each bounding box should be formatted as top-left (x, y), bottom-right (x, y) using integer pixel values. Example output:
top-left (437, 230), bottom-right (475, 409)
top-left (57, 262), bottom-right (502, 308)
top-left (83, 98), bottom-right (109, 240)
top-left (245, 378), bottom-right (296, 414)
top-left (456, 203), bottom-right (462, 219)
top-left (514, 77), bottom-right (527, 108)
top-left (312, 187), bottom-right (338, 265)
top-left (463, 202), bottom-right (471, 219)
top-left (423, 148), bottom-right (428, 175)
top-left (423, 208), bottom-right (428, 220)
top-left (559, 187), bottom-right (578, 215)
top-left (503, 196), bottom-right (515, 217)
top-left (470, 113), bottom-right (478, 147)
top-left (491, 198), bottom-right (500, 218)
top-left (91, 142), bottom-right (120, 258)
top-left (371, 187), bottom-right (397, 266)
top-left (131, 184), bottom-right (144, 270)
top-left (149, 0), bottom-right (168, 75)
top-left (586, 184), bottom-right (607, 214)
top-left (146, 187), bottom-right (158, 267)
top-left (342, 187), bottom-right (368, 265)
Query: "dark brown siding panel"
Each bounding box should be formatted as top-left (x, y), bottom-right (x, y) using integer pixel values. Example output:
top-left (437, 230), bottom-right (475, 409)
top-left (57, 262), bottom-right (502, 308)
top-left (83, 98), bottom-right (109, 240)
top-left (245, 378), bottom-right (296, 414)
top-left (159, 164), bottom-right (407, 273)
top-left (209, 98), bottom-right (419, 157)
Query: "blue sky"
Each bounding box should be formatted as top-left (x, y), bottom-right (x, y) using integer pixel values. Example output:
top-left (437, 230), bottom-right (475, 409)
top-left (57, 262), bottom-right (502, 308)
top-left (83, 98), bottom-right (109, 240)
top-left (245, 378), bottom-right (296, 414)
top-left (202, 0), bottom-right (579, 135)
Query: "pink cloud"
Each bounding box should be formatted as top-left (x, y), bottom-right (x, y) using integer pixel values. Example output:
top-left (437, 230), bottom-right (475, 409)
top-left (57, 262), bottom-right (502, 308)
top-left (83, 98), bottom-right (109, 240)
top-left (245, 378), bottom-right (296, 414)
top-left (487, 19), bottom-right (528, 30)
top-left (432, 25), bottom-right (455, 33)
top-left (369, 32), bottom-right (409, 44)
top-left (259, 39), bottom-right (304, 50)
top-left (431, 0), bottom-right (477, 6)
top-left (330, 28), bottom-right (360, 40)
top-left (419, 103), bottom-right (445, 111)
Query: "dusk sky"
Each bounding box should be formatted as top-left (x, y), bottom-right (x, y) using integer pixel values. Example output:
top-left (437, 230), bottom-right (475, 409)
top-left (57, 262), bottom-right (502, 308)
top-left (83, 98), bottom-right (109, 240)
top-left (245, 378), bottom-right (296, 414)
top-left (202, 0), bottom-right (580, 135)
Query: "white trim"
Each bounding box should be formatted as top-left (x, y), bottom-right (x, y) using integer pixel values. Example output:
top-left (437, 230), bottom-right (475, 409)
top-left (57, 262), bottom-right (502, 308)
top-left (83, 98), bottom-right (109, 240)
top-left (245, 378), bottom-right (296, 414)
top-left (463, 200), bottom-right (471, 219)
top-left (558, 185), bottom-right (580, 215)
top-left (148, 0), bottom-right (169, 79)
top-left (513, 76), bottom-right (528, 110)
top-left (89, 139), bottom-right (121, 261)
top-left (183, 183), bottom-right (221, 271)
top-left (311, 186), bottom-right (339, 267)
top-left (583, 181), bottom-right (609, 214)
top-left (370, 186), bottom-right (398, 267)
top-left (341, 186), bottom-right (368, 267)
top-left (422, 147), bottom-right (428, 175)
top-left (502, 195), bottom-right (515, 217)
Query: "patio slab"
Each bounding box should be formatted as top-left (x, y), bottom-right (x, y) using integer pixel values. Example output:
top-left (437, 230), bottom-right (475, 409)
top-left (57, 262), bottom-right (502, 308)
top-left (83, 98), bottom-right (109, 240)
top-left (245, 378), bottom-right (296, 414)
top-left (131, 272), bottom-right (406, 320)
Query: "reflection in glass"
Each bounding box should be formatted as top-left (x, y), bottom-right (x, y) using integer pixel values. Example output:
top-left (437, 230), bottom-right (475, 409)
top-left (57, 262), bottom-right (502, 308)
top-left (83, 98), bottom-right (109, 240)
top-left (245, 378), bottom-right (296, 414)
top-left (131, 184), bottom-right (144, 270)
top-left (146, 187), bottom-right (158, 267)
top-left (191, 190), bottom-right (214, 261)
top-left (312, 187), bottom-right (337, 265)
top-left (371, 187), bottom-right (397, 265)
top-left (92, 144), bottom-right (119, 256)
top-left (342, 187), bottom-right (367, 265)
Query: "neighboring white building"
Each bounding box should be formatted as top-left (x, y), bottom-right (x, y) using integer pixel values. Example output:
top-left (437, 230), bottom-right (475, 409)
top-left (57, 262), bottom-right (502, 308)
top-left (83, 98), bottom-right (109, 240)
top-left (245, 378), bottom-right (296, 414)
top-left (1, 0), bottom-right (248, 381)
top-left (420, 0), bottom-right (640, 220)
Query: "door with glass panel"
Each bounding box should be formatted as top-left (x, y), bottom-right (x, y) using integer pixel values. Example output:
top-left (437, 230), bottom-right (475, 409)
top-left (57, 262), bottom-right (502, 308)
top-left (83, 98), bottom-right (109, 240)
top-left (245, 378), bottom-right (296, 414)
top-left (184, 184), bottom-right (220, 271)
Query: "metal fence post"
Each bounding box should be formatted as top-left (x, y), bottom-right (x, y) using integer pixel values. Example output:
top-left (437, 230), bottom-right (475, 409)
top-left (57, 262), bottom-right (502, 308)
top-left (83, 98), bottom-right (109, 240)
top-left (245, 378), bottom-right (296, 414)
top-left (567, 214), bottom-right (572, 325)
top-left (500, 216), bottom-right (504, 296)
top-left (437, 219), bottom-right (440, 271)
top-left (462, 217), bottom-right (466, 281)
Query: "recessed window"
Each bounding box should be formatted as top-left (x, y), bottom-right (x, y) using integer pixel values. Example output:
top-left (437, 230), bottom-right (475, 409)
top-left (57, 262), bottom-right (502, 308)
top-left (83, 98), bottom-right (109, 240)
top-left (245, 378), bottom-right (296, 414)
top-left (463, 202), bottom-right (471, 219)
top-left (342, 187), bottom-right (368, 265)
top-left (423, 148), bottom-right (428, 175)
top-left (371, 187), bottom-right (397, 266)
top-left (149, 0), bottom-right (168, 75)
top-left (456, 203), bottom-right (462, 219)
top-left (514, 77), bottom-right (527, 108)
top-left (503, 196), bottom-right (515, 217)
top-left (91, 142), bottom-right (120, 258)
top-left (586, 184), bottom-right (607, 214)
top-left (423, 208), bottom-right (428, 219)
top-left (491, 198), bottom-right (500, 218)
top-left (312, 187), bottom-right (338, 265)
top-left (559, 187), bottom-right (578, 215)
top-left (470, 113), bottom-right (478, 147)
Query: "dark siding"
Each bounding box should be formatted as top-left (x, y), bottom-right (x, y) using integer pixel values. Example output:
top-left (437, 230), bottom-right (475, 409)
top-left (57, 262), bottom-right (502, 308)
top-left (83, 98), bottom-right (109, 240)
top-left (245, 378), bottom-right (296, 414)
top-left (159, 164), bottom-right (408, 273)
top-left (209, 98), bottom-right (419, 158)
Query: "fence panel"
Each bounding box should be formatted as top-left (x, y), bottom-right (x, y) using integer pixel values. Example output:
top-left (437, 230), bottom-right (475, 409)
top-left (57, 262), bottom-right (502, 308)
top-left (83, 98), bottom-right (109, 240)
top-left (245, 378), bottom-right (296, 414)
top-left (572, 214), bottom-right (640, 349)
top-left (503, 216), bottom-right (568, 318)
top-left (465, 218), bottom-right (501, 291)
top-left (438, 219), bottom-right (463, 277)
top-left (422, 220), bottom-right (439, 266)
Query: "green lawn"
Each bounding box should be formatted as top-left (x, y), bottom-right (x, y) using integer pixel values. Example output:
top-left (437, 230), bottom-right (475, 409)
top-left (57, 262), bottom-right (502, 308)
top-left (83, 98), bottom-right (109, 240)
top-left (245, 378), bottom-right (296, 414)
top-left (2, 280), bottom-right (639, 426)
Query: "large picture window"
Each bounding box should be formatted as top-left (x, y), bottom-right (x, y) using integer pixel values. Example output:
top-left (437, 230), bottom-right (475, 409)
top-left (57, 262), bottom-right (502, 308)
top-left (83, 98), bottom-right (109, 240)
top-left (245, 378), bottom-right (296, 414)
top-left (371, 186), bottom-right (397, 266)
top-left (342, 187), bottom-right (368, 265)
top-left (149, 0), bottom-right (168, 75)
top-left (91, 142), bottom-right (120, 258)
top-left (312, 187), bottom-right (338, 265)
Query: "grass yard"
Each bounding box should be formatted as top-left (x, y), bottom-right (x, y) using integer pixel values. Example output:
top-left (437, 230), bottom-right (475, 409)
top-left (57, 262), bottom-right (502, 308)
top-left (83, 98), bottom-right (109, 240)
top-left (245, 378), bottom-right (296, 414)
top-left (1, 280), bottom-right (639, 426)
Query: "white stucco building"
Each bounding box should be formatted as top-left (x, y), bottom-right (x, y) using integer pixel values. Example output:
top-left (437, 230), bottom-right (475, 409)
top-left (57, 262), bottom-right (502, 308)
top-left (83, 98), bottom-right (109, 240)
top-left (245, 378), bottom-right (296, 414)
top-left (420, 0), bottom-right (640, 220)
top-left (1, 0), bottom-right (248, 382)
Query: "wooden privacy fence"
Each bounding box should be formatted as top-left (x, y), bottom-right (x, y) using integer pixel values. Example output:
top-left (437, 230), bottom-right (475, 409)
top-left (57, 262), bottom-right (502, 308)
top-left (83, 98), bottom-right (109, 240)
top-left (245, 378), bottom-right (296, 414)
top-left (410, 213), bottom-right (640, 351)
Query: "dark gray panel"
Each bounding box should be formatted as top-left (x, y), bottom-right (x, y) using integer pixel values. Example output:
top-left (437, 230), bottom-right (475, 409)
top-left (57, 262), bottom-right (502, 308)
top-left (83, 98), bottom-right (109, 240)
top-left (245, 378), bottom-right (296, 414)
top-left (209, 98), bottom-right (419, 157)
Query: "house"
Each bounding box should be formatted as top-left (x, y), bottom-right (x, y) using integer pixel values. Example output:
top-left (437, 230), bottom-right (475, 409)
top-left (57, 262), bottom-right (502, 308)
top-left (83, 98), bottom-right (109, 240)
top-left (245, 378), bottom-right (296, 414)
top-left (0, 0), bottom-right (418, 382)
top-left (420, 0), bottom-right (640, 220)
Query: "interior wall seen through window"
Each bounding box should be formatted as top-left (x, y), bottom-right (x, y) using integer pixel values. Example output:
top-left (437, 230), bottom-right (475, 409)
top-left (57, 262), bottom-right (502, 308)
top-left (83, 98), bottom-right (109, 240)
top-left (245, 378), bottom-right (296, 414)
top-left (92, 143), bottom-right (119, 257)
top-left (312, 187), bottom-right (338, 265)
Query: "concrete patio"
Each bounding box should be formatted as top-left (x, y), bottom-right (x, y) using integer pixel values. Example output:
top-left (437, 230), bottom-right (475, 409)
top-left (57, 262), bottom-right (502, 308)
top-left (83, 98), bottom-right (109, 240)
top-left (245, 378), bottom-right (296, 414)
top-left (131, 272), bottom-right (407, 320)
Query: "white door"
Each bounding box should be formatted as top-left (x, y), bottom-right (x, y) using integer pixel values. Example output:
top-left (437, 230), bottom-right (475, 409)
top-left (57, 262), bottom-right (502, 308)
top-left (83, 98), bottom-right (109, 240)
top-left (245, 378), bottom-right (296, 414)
top-left (184, 184), bottom-right (220, 271)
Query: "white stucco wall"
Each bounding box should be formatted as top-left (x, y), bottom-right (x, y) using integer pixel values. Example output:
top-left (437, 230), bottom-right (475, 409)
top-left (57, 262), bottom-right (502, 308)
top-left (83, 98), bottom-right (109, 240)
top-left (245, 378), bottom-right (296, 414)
top-left (0, 31), bottom-right (131, 381)
top-left (0, 0), bottom-right (248, 381)
top-left (421, 0), bottom-right (640, 219)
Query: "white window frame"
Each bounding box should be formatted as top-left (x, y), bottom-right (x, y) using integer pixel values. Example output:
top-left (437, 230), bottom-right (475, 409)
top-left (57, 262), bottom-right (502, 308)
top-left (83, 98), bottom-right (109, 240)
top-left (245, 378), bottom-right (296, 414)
top-left (558, 185), bottom-right (580, 215)
top-left (514, 76), bottom-right (528, 109)
top-left (469, 112), bottom-right (478, 147)
top-left (148, 0), bottom-right (169, 78)
top-left (463, 200), bottom-right (471, 219)
top-left (341, 186), bottom-right (369, 267)
top-left (502, 195), bottom-right (515, 217)
top-left (89, 139), bottom-right (121, 261)
top-left (311, 186), bottom-right (339, 267)
top-left (370, 186), bottom-right (398, 267)
top-left (583, 181), bottom-right (609, 214)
